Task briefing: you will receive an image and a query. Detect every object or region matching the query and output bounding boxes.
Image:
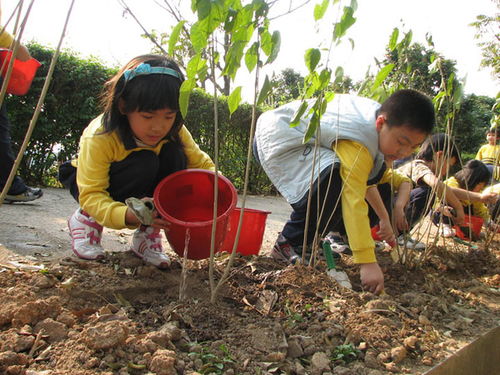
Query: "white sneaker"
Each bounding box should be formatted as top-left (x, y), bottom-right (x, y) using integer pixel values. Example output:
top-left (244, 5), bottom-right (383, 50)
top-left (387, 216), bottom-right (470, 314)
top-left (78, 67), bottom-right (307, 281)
top-left (131, 226), bottom-right (171, 269)
top-left (67, 208), bottom-right (105, 260)
top-left (440, 224), bottom-right (455, 238)
top-left (397, 234), bottom-right (426, 251)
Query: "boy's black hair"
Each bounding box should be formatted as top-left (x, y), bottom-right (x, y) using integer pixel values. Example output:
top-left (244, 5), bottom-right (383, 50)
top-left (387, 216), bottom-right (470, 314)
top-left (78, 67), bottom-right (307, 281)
top-left (454, 159), bottom-right (491, 191)
top-left (415, 133), bottom-right (460, 162)
top-left (100, 54), bottom-right (185, 145)
top-left (377, 89), bottom-right (435, 134)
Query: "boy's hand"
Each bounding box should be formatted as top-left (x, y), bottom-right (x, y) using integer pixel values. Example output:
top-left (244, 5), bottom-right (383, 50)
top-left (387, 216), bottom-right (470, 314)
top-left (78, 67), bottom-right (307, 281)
top-left (377, 218), bottom-right (396, 245)
top-left (360, 263), bottom-right (384, 295)
top-left (393, 206), bottom-right (409, 233)
top-left (480, 192), bottom-right (498, 205)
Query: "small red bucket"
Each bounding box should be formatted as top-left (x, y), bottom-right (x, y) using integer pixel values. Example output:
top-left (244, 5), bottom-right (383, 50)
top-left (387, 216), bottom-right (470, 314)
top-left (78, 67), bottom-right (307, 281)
top-left (220, 207), bottom-right (271, 256)
top-left (153, 169), bottom-right (237, 260)
top-left (453, 215), bottom-right (483, 241)
top-left (0, 49), bottom-right (41, 95)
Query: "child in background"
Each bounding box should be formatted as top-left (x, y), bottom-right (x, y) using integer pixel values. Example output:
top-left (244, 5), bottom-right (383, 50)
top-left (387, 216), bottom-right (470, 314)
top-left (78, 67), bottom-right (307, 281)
top-left (254, 89), bottom-right (435, 295)
top-left (397, 133), bottom-right (497, 244)
top-left (475, 128), bottom-right (500, 184)
top-left (59, 55), bottom-right (215, 268)
top-left (432, 159), bottom-right (493, 237)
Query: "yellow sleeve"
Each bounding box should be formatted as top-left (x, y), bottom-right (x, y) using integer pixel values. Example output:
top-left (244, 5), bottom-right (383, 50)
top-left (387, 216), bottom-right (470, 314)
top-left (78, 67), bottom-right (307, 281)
top-left (334, 140), bottom-right (376, 264)
top-left (0, 29), bottom-right (14, 49)
top-left (180, 126), bottom-right (215, 171)
top-left (77, 131), bottom-right (130, 230)
top-left (473, 201), bottom-right (490, 221)
top-left (475, 145), bottom-right (486, 161)
top-left (377, 168), bottom-right (411, 189)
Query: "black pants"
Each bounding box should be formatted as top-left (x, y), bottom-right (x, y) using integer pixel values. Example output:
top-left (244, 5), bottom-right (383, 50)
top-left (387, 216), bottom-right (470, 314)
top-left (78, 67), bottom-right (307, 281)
top-left (0, 99), bottom-right (27, 195)
top-left (59, 142), bottom-right (187, 203)
top-left (281, 165), bottom-right (346, 247)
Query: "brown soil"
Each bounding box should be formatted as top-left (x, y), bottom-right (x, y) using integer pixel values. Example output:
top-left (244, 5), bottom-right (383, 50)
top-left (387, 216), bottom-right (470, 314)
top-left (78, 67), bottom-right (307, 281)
top-left (0, 188), bottom-right (499, 375)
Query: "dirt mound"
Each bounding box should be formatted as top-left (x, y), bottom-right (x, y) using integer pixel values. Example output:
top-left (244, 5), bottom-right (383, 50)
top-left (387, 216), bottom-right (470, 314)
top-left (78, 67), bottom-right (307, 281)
top-left (0, 241), bottom-right (499, 375)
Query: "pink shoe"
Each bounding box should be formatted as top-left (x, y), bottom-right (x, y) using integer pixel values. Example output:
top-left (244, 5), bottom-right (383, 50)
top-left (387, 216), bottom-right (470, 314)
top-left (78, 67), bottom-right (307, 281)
top-left (131, 225), bottom-right (170, 269)
top-left (67, 208), bottom-right (105, 260)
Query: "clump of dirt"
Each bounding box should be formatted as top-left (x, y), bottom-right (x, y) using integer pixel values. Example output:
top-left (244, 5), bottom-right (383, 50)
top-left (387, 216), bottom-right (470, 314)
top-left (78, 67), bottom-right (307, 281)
top-left (0, 238), bottom-right (499, 375)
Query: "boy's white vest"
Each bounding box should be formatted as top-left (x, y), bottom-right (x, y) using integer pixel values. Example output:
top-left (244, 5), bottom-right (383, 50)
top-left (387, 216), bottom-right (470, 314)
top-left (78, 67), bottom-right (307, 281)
top-left (255, 94), bottom-right (385, 204)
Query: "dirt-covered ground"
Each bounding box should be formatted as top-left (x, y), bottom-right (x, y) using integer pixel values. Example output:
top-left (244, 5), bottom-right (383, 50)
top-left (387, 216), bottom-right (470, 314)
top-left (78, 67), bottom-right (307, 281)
top-left (0, 188), bottom-right (499, 375)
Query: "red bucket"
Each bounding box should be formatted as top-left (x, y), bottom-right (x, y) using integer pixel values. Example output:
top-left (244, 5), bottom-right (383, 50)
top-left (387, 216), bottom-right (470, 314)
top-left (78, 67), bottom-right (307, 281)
top-left (0, 49), bottom-right (41, 95)
top-left (453, 215), bottom-right (483, 241)
top-left (220, 207), bottom-right (271, 256)
top-left (153, 169), bottom-right (237, 260)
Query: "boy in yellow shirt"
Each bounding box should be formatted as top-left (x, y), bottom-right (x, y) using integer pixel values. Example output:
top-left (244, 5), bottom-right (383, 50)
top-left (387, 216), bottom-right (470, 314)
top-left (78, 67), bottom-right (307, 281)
top-left (475, 128), bottom-right (500, 183)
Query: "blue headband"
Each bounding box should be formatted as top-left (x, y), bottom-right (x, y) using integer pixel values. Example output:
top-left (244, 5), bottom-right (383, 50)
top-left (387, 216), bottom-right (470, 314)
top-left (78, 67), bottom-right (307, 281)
top-left (123, 62), bottom-right (182, 82)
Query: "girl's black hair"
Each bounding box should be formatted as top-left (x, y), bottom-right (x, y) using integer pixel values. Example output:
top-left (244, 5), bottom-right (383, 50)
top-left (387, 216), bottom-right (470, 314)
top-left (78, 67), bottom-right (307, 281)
top-left (100, 54), bottom-right (185, 145)
top-left (415, 133), bottom-right (460, 162)
top-left (454, 159), bottom-right (491, 191)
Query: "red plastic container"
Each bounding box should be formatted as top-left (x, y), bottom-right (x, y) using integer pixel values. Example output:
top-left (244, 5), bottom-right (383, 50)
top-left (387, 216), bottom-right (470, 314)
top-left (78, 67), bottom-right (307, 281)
top-left (220, 207), bottom-right (271, 256)
top-left (370, 225), bottom-right (396, 247)
top-left (153, 169), bottom-right (237, 260)
top-left (453, 215), bottom-right (483, 241)
top-left (0, 48), bottom-right (41, 95)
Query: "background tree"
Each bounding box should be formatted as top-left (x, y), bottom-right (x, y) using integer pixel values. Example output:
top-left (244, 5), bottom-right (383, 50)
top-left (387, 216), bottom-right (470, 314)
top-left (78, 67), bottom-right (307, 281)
top-left (6, 42), bottom-right (116, 186)
top-left (453, 94), bottom-right (496, 157)
top-left (470, 0), bottom-right (500, 82)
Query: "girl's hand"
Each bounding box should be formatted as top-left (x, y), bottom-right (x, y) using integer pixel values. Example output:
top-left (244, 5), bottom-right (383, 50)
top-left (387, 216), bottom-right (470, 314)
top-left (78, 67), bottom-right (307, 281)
top-left (377, 218), bottom-right (396, 245)
top-left (453, 207), bottom-right (465, 226)
top-left (151, 213), bottom-right (171, 232)
top-left (360, 263), bottom-right (384, 295)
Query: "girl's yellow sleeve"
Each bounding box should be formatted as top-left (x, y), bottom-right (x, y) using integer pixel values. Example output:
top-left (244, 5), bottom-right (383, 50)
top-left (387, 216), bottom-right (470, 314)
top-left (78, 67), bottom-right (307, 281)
top-left (334, 140), bottom-right (376, 264)
top-left (179, 126), bottom-right (215, 171)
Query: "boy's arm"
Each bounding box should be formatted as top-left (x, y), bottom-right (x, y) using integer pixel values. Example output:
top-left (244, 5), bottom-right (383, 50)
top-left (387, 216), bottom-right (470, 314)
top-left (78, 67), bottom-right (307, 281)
top-left (393, 181), bottom-right (411, 232)
top-left (365, 186), bottom-right (395, 244)
top-left (421, 174), bottom-right (465, 225)
top-left (335, 140), bottom-right (384, 294)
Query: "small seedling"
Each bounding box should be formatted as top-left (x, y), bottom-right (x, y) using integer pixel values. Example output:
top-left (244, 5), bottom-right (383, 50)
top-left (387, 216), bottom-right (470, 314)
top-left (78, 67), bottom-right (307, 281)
top-left (188, 342), bottom-right (235, 375)
top-left (331, 344), bottom-right (361, 364)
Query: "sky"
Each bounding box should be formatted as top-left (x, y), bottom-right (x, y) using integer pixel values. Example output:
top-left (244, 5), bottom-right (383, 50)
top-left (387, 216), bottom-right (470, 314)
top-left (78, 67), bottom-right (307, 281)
top-left (2, 0), bottom-right (498, 101)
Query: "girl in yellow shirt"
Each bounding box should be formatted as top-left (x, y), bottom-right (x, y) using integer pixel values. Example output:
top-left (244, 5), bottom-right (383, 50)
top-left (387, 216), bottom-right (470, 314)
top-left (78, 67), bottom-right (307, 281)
top-left (59, 55), bottom-right (214, 267)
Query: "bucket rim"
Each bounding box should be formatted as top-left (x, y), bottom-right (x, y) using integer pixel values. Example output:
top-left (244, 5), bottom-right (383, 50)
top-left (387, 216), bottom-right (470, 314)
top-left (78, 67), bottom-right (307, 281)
top-left (153, 169), bottom-right (238, 227)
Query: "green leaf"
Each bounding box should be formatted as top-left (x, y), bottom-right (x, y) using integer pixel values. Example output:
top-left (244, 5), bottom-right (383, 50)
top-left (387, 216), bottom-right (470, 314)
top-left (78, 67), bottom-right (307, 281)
top-left (388, 28), bottom-right (399, 51)
top-left (333, 6), bottom-right (356, 42)
top-left (304, 48), bottom-right (321, 73)
top-left (168, 21), bottom-right (186, 57)
top-left (228, 86), bottom-right (242, 116)
top-left (266, 31), bottom-right (281, 64)
top-left (372, 64), bottom-right (394, 91)
top-left (245, 42), bottom-right (259, 72)
top-left (260, 29), bottom-right (272, 56)
top-left (318, 69), bottom-right (331, 89)
top-left (314, 0), bottom-right (329, 21)
top-left (179, 78), bottom-right (196, 118)
top-left (257, 75), bottom-right (272, 105)
top-left (290, 101), bottom-right (309, 128)
top-left (304, 110), bottom-right (319, 142)
top-left (190, 19), bottom-right (209, 53)
top-left (196, 0), bottom-right (211, 20)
